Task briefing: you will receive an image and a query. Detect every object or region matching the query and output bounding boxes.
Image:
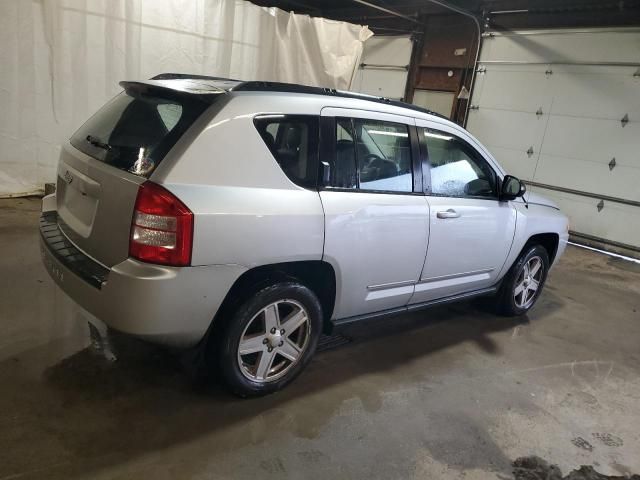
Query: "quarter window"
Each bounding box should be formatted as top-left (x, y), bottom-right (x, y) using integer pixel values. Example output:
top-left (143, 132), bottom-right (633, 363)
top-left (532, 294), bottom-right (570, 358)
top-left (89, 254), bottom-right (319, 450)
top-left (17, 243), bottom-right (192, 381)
top-left (254, 115), bottom-right (319, 189)
top-left (421, 128), bottom-right (497, 198)
top-left (327, 118), bottom-right (413, 193)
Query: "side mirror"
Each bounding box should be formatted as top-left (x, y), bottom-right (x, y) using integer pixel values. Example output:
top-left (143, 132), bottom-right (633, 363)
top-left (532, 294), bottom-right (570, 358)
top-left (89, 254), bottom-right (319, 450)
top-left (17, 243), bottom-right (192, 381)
top-left (500, 175), bottom-right (526, 201)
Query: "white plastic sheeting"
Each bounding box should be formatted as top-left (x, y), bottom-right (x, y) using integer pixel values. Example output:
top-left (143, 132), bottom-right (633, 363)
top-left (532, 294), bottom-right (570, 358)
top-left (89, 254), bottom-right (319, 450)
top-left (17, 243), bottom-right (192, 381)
top-left (0, 0), bottom-right (372, 197)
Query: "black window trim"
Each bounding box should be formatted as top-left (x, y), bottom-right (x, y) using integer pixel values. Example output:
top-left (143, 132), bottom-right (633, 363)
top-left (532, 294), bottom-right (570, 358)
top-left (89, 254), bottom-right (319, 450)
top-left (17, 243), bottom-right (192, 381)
top-left (417, 124), bottom-right (431, 195)
top-left (253, 113), bottom-right (320, 190)
top-left (319, 116), bottom-right (424, 196)
top-left (409, 124), bottom-right (424, 194)
top-left (419, 126), bottom-right (501, 201)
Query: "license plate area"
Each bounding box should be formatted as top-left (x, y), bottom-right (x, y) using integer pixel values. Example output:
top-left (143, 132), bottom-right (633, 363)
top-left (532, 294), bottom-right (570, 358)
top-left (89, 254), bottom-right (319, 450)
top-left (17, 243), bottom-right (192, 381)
top-left (57, 164), bottom-right (101, 238)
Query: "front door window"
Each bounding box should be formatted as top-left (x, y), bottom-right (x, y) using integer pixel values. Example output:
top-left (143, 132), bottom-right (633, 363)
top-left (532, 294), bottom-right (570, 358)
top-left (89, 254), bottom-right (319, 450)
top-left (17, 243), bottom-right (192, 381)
top-left (421, 128), bottom-right (497, 199)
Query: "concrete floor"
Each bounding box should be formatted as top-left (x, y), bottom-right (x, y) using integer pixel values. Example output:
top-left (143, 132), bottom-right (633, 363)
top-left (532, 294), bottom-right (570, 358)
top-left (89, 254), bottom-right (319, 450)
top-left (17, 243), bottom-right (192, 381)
top-left (1, 197), bottom-right (639, 480)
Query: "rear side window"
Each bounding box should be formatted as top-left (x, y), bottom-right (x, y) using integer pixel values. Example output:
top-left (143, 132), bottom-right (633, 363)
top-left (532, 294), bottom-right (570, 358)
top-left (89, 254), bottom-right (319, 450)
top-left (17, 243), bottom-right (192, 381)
top-left (254, 115), bottom-right (319, 189)
top-left (332, 118), bottom-right (358, 189)
top-left (325, 117), bottom-right (413, 193)
top-left (70, 87), bottom-right (211, 177)
top-left (355, 119), bottom-right (412, 193)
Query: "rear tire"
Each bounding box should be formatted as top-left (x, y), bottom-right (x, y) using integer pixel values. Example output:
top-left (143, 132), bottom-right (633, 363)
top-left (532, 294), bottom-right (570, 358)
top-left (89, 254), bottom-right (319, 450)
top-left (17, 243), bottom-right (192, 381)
top-left (494, 245), bottom-right (549, 316)
top-left (216, 281), bottom-right (322, 397)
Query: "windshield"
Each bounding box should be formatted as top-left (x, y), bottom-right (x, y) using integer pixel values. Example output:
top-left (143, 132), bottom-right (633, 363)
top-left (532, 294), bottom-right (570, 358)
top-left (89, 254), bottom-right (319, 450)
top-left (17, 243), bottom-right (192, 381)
top-left (70, 88), bottom-right (211, 177)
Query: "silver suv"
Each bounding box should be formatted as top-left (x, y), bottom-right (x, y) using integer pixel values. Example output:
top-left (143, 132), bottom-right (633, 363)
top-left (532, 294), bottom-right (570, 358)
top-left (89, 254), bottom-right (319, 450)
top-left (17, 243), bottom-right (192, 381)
top-left (40, 74), bottom-right (569, 396)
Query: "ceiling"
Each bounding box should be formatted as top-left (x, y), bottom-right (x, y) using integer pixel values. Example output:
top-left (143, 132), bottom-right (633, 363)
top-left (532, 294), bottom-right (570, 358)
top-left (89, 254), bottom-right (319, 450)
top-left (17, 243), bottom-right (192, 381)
top-left (248, 0), bottom-right (640, 34)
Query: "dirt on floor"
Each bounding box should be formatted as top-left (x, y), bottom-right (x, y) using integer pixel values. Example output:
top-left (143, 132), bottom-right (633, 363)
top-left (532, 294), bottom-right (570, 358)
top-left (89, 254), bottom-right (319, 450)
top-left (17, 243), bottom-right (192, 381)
top-left (513, 457), bottom-right (640, 480)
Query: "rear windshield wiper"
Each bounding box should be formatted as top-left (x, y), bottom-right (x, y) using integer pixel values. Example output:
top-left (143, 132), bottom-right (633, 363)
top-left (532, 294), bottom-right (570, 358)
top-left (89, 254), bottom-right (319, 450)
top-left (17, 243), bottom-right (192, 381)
top-left (86, 135), bottom-right (112, 151)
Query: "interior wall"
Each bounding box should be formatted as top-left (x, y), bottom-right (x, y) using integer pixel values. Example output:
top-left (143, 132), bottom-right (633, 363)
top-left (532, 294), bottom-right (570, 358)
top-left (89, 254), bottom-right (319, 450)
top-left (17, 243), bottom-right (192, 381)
top-left (0, 0), bottom-right (372, 197)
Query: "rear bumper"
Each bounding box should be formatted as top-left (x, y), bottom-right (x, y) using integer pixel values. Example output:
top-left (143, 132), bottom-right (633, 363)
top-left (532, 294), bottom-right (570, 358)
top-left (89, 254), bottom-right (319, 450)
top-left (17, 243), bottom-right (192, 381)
top-left (40, 208), bottom-right (246, 348)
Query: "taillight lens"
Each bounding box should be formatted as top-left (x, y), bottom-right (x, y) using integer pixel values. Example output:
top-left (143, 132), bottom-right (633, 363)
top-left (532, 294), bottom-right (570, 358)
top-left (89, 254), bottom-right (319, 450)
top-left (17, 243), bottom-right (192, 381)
top-left (129, 182), bottom-right (193, 266)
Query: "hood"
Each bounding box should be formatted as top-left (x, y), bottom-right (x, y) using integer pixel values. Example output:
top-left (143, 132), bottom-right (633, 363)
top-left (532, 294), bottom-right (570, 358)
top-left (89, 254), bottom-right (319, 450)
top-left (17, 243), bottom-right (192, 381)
top-left (523, 190), bottom-right (559, 209)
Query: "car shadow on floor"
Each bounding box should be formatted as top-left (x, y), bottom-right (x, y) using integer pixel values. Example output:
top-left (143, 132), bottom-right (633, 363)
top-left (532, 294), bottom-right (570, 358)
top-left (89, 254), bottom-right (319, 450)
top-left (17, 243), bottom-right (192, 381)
top-left (2, 292), bottom-right (564, 479)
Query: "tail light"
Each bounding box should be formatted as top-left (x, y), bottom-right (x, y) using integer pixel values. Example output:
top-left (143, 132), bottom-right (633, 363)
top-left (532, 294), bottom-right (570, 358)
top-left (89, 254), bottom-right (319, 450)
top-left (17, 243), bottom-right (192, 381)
top-left (129, 182), bottom-right (193, 266)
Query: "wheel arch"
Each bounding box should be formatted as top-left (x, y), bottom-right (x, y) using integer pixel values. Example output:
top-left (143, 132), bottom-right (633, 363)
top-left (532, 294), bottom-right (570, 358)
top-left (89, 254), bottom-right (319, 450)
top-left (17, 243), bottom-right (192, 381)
top-left (524, 232), bottom-right (560, 265)
top-left (211, 260), bottom-right (337, 335)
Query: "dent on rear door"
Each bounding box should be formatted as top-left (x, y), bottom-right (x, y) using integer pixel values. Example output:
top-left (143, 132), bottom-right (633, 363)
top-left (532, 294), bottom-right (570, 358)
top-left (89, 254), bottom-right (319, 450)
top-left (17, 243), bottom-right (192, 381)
top-left (318, 107), bottom-right (429, 319)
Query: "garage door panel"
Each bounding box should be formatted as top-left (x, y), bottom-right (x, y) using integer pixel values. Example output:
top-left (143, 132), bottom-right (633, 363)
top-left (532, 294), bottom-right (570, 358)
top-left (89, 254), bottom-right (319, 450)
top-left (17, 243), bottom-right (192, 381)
top-left (361, 36), bottom-right (412, 65)
top-left (550, 66), bottom-right (640, 119)
top-left (541, 115), bottom-right (639, 168)
top-left (484, 145), bottom-right (538, 180)
top-left (469, 28), bottom-right (640, 249)
top-left (473, 67), bottom-right (553, 113)
top-left (534, 154), bottom-right (640, 201)
top-left (466, 109), bottom-right (546, 153)
top-left (531, 188), bottom-right (640, 247)
top-left (354, 35), bottom-right (411, 101)
top-left (480, 30), bottom-right (640, 64)
top-left (356, 69), bottom-right (408, 100)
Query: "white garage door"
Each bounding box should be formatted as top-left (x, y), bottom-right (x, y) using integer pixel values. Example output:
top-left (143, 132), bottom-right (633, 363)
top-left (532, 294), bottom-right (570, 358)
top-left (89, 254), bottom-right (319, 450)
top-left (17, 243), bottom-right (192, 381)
top-left (352, 35), bottom-right (413, 100)
top-left (467, 27), bottom-right (640, 253)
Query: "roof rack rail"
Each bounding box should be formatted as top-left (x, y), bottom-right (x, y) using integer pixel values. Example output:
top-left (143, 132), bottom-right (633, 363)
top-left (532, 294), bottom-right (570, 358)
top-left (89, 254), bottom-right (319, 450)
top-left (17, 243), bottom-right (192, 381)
top-left (151, 73), bottom-right (240, 82)
top-left (148, 75), bottom-right (448, 120)
top-left (232, 81), bottom-right (448, 120)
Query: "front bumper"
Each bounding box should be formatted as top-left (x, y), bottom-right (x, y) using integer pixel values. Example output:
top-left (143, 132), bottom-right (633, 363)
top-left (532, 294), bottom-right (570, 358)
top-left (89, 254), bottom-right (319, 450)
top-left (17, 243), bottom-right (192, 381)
top-left (554, 231), bottom-right (570, 266)
top-left (40, 209), bottom-right (246, 348)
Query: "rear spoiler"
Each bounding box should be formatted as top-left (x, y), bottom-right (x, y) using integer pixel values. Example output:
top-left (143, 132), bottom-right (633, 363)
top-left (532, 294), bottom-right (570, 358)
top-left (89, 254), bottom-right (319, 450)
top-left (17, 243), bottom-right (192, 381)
top-left (119, 80), bottom-right (228, 103)
top-left (151, 73), bottom-right (241, 82)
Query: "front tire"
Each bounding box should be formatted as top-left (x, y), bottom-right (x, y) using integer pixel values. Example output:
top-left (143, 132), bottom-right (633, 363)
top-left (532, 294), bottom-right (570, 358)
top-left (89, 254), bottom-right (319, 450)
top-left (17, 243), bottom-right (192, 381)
top-left (495, 245), bottom-right (550, 316)
top-left (217, 282), bottom-right (322, 397)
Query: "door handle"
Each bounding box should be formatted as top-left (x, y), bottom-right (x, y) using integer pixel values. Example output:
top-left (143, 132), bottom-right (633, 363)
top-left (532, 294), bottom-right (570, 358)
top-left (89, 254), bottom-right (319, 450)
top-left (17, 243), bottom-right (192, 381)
top-left (437, 209), bottom-right (461, 219)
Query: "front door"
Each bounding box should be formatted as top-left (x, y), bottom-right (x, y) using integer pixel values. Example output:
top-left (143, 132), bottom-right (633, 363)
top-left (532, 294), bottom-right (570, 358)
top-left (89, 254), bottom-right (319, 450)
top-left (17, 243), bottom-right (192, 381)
top-left (411, 123), bottom-right (517, 303)
top-left (319, 108), bottom-right (429, 320)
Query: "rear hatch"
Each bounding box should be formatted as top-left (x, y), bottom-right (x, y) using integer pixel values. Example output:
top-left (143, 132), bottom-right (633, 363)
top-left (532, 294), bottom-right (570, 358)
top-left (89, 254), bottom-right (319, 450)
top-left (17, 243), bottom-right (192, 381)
top-left (56, 80), bottom-right (221, 267)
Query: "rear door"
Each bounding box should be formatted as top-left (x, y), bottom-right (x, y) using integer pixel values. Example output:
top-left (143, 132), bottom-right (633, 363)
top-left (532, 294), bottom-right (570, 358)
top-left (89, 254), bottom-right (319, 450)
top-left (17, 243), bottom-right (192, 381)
top-left (319, 107), bottom-right (429, 320)
top-left (410, 121), bottom-right (517, 303)
top-left (56, 83), bottom-right (213, 267)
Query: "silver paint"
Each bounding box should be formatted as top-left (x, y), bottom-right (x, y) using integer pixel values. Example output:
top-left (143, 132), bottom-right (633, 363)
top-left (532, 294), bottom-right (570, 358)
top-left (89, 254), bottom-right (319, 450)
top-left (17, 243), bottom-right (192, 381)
top-left (41, 83), bottom-right (569, 346)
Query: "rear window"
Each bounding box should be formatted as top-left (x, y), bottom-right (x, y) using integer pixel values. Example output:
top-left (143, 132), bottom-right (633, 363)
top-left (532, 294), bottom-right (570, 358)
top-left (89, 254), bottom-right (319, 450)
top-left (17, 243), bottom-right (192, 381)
top-left (70, 86), bottom-right (211, 177)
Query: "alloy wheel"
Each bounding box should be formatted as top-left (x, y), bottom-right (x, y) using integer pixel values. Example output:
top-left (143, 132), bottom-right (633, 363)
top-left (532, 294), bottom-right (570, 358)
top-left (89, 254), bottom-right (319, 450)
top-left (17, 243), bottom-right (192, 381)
top-left (513, 255), bottom-right (544, 309)
top-left (237, 299), bottom-right (311, 383)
